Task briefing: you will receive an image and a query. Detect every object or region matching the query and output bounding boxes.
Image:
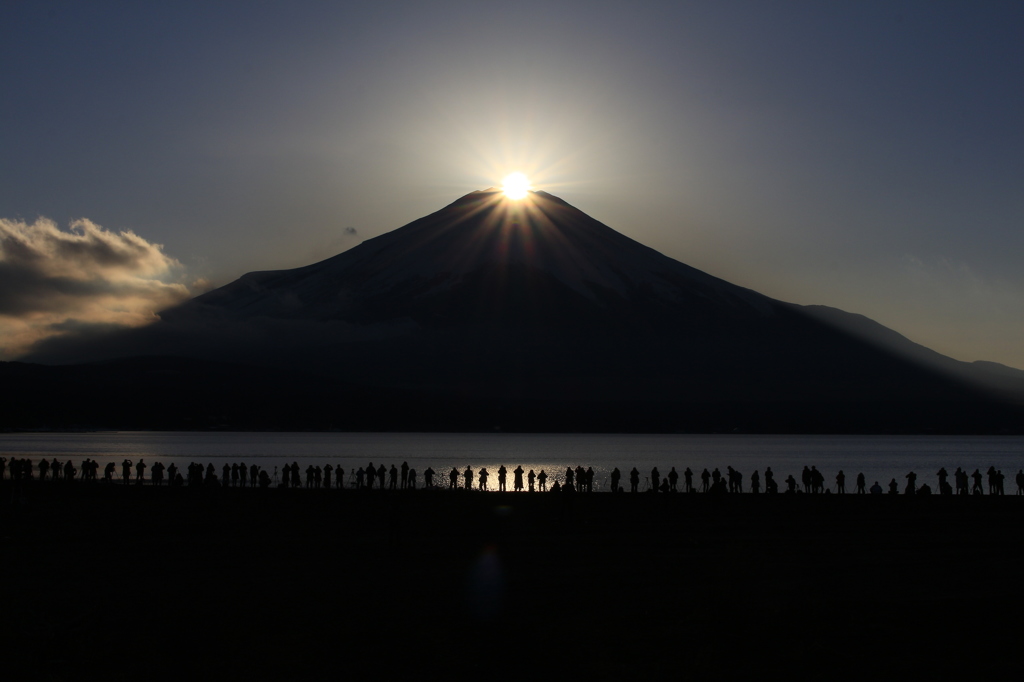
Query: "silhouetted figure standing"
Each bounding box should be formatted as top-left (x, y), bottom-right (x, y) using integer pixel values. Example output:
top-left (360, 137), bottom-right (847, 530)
top-left (856, 473), bottom-right (866, 494)
top-left (765, 467), bottom-right (778, 494)
top-left (835, 470), bottom-right (845, 494)
top-left (401, 461), bottom-right (409, 489)
top-left (668, 467), bottom-right (679, 492)
top-left (750, 470), bottom-right (760, 494)
top-left (136, 459), bottom-right (147, 484)
top-left (513, 465), bottom-right (524, 492)
top-left (39, 458), bottom-right (50, 481)
top-left (249, 464), bottom-right (258, 487)
top-left (610, 467), bottom-right (621, 492)
top-left (937, 467), bottom-right (948, 494)
top-left (424, 467), bottom-right (435, 489)
top-left (356, 467), bottom-right (365, 489)
top-left (629, 467), bottom-right (640, 493)
top-left (498, 465), bottom-right (508, 492)
top-left (810, 466), bottom-right (823, 494)
top-left (888, 479), bottom-right (899, 495)
top-left (1016, 470), bottom-right (1024, 496)
top-left (801, 466), bottom-right (811, 493)
top-left (565, 467), bottom-right (575, 492)
top-left (121, 459), bottom-right (132, 484)
top-left (290, 463), bottom-right (301, 488)
top-left (305, 465), bottom-right (315, 489)
top-left (684, 467), bottom-right (693, 493)
top-left (955, 467), bottom-right (967, 495)
top-left (152, 461), bottom-right (165, 486)
top-left (386, 465), bottom-right (396, 490)
top-left (650, 467), bottom-right (660, 493)
top-left (449, 468), bottom-right (459, 489)
top-left (528, 469), bottom-right (536, 492)
top-left (464, 466), bottom-right (473, 490)
top-left (538, 470), bottom-right (548, 492)
top-left (905, 471), bottom-right (917, 495)
top-left (408, 469), bottom-right (417, 489)
top-left (366, 462), bottom-right (376, 490)
top-left (478, 468), bottom-right (489, 491)
top-left (337, 467), bottom-right (345, 489)
top-left (971, 469), bottom-right (983, 495)
top-left (987, 466), bottom-right (998, 495)
top-left (167, 463), bottom-right (177, 485)
top-left (586, 467), bottom-right (594, 493)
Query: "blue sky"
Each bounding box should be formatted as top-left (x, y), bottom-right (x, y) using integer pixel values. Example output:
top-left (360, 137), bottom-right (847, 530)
top-left (2, 1), bottom-right (1022, 366)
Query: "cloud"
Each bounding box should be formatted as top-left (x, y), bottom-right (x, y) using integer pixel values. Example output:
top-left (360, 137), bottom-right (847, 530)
top-left (0, 217), bottom-right (192, 359)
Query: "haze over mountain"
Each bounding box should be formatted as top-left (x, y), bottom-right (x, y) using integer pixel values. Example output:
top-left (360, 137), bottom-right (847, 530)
top-left (8, 190), bottom-right (1024, 432)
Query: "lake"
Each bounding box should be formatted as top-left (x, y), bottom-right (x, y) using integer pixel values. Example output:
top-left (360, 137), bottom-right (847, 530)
top-left (2, 431), bottom-right (1022, 492)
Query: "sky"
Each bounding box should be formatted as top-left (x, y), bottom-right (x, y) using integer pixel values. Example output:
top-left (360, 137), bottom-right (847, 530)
top-left (2, 1), bottom-right (1022, 367)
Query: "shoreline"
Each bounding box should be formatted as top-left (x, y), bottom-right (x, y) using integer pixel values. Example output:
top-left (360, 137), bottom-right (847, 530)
top-left (4, 481), bottom-right (1024, 678)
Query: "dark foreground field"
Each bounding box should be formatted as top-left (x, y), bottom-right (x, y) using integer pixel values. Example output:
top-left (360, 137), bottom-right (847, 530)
top-left (3, 482), bottom-right (1023, 680)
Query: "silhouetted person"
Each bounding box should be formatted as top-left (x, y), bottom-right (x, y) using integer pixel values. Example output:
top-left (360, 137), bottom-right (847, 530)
top-left (377, 464), bottom-right (386, 489)
top-left (801, 466), bottom-right (811, 493)
top-left (538, 470), bottom-right (548, 492)
top-left (936, 467), bottom-right (948, 493)
top-left (337, 467), bottom-right (345, 489)
top-left (290, 463), bottom-right (301, 488)
top-left (888, 479), bottom-right (899, 495)
top-left (835, 470), bottom-right (845, 494)
top-left (750, 470), bottom-right (760, 494)
top-left (565, 467), bottom-right (575, 492)
top-left (629, 467), bottom-right (640, 493)
top-left (424, 466), bottom-right (435, 489)
top-left (700, 468), bottom-right (710, 492)
top-left (498, 465), bottom-right (508, 492)
top-left (314, 466), bottom-right (323, 489)
top-left (478, 468), bottom-right (489, 491)
top-left (586, 467), bottom-right (594, 493)
top-left (784, 474), bottom-right (797, 493)
top-left (528, 469), bottom-right (536, 492)
top-left (668, 467), bottom-right (679, 492)
top-left (121, 459), bottom-right (132, 484)
top-left (38, 458), bottom-right (50, 481)
top-left (408, 469), bottom-right (417, 489)
top-left (1016, 470), bottom-right (1024, 496)
top-left (684, 467), bottom-right (693, 493)
top-left (356, 467), bottom-right (365, 489)
top-left (513, 465), bottom-right (524, 492)
top-left (366, 462), bottom-right (376, 490)
top-left (856, 472), bottom-right (866, 494)
top-left (449, 468), bottom-right (459, 489)
top-left (135, 459), bottom-right (147, 484)
top-left (904, 471), bottom-right (917, 495)
top-left (250, 464), bottom-right (259, 487)
top-left (401, 461), bottom-right (409, 489)
top-left (464, 466), bottom-right (473, 490)
top-left (611, 467), bottom-right (621, 492)
top-left (971, 469), bottom-right (983, 495)
top-left (166, 463), bottom-right (177, 485)
top-left (987, 466), bottom-right (998, 495)
top-left (810, 466), bottom-right (823, 494)
top-left (259, 470), bottom-right (271, 488)
top-left (224, 464), bottom-right (232, 486)
top-left (955, 467), bottom-right (967, 495)
top-left (64, 460), bottom-right (77, 481)
top-left (650, 467), bottom-right (660, 493)
top-left (870, 481), bottom-right (883, 495)
top-left (152, 461), bottom-right (165, 486)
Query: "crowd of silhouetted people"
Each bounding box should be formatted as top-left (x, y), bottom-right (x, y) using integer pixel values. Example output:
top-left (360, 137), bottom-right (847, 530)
top-left (2, 455), bottom-right (1023, 497)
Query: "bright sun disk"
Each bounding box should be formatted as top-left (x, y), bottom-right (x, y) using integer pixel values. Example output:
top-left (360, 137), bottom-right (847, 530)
top-left (502, 173), bottom-right (531, 200)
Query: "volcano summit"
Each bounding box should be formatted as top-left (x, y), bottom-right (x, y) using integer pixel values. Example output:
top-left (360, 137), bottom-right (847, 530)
top-left (9, 190), bottom-right (1024, 432)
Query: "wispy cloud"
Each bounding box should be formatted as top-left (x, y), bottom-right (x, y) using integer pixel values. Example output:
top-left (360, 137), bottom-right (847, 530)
top-left (0, 217), bottom-right (192, 359)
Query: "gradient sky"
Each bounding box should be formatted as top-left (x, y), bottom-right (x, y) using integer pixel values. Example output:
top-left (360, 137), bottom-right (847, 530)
top-left (2, 1), bottom-right (1022, 367)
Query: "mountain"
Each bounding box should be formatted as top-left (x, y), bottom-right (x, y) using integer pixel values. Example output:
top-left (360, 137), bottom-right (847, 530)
top-left (10, 189), bottom-right (1024, 432)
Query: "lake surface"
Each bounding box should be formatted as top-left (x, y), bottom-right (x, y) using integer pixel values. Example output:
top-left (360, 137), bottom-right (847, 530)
top-left (2, 432), bottom-right (1023, 492)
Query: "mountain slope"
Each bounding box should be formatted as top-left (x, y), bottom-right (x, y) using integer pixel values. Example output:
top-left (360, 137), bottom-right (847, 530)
top-left (17, 189), bottom-right (1024, 431)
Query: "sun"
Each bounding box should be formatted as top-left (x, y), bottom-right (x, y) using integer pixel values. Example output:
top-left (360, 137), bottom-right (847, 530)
top-left (501, 172), bottom-right (531, 200)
